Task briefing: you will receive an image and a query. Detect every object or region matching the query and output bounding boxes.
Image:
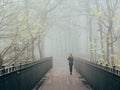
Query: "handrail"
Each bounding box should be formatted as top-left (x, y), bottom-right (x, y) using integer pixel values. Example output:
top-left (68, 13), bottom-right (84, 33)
top-left (74, 58), bottom-right (120, 90)
top-left (75, 58), bottom-right (120, 76)
top-left (0, 57), bottom-right (53, 90)
top-left (0, 57), bottom-right (52, 76)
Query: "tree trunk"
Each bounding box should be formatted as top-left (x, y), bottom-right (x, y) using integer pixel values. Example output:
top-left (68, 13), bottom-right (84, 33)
top-left (32, 39), bottom-right (35, 61)
top-left (106, 30), bottom-right (110, 65)
top-left (106, 21), bottom-right (114, 66)
top-left (98, 17), bottom-right (105, 61)
top-left (0, 55), bottom-right (3, 69)
top-left (26, 44), bottom-right (29, 62)
top-left (89, 18), bottom-right (93, 61)
top-left (38, 36), bottom-right (42, 59)
top-left (109, 21), bottom-right (115, 66)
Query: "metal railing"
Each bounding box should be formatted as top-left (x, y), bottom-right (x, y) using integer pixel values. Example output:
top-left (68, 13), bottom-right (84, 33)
top-left (0, 57), bottom-right (53, 90)
top-left (74, 58), bottom-right (120, 90)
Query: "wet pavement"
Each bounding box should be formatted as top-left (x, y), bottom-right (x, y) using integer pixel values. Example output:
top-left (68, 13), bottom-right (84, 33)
top-left (38, 57), bottom-right (92, 90)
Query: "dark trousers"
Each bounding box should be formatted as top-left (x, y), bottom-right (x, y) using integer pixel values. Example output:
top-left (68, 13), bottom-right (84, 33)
top-left (69, 64), bottom-right (73, 73)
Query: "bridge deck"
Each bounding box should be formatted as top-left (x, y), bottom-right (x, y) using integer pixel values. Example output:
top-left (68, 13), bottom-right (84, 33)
top-left (38, 57), bottom-right (92, 90)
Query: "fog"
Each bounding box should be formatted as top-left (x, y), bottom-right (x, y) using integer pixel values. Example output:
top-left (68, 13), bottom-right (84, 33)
top-left (0, 0), bottom-right (120, 67)
top-left (44, 0), bottom-right (89, 59)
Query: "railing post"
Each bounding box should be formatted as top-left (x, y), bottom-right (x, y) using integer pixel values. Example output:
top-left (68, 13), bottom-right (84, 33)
top-left (12, 64), bottom-right (15, 71)
top-left (1, 66), bottom-right (5, 75)
top-left (113, 66), bottom-right (115, 73)
top-left (105, 64), bottom-right (108, 70)
top-left (20, 63), bottom-right (22, 70)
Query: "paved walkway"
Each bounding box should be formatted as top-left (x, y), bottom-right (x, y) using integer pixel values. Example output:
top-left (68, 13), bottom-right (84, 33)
top-left (38, 57), bottom-right (92, 90)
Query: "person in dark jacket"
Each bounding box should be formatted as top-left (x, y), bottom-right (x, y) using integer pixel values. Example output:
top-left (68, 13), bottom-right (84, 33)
top-left (67, 54), bottom-right (74, 75)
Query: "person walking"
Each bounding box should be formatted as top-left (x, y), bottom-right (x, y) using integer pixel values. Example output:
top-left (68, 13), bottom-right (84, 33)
top-left (67, 54), bottom-right (74, 75)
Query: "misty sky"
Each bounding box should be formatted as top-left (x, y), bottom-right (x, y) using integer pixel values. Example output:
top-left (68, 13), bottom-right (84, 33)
top-left (43, 0), bottom-right (89, 59)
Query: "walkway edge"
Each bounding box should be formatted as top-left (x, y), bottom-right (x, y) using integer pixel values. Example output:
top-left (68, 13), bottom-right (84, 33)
top-left (32, 77), bottom-right (46, 90)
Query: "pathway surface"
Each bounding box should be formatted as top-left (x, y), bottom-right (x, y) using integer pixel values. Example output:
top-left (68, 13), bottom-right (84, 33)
top-left (38, 57), bottom-right (92, 90)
